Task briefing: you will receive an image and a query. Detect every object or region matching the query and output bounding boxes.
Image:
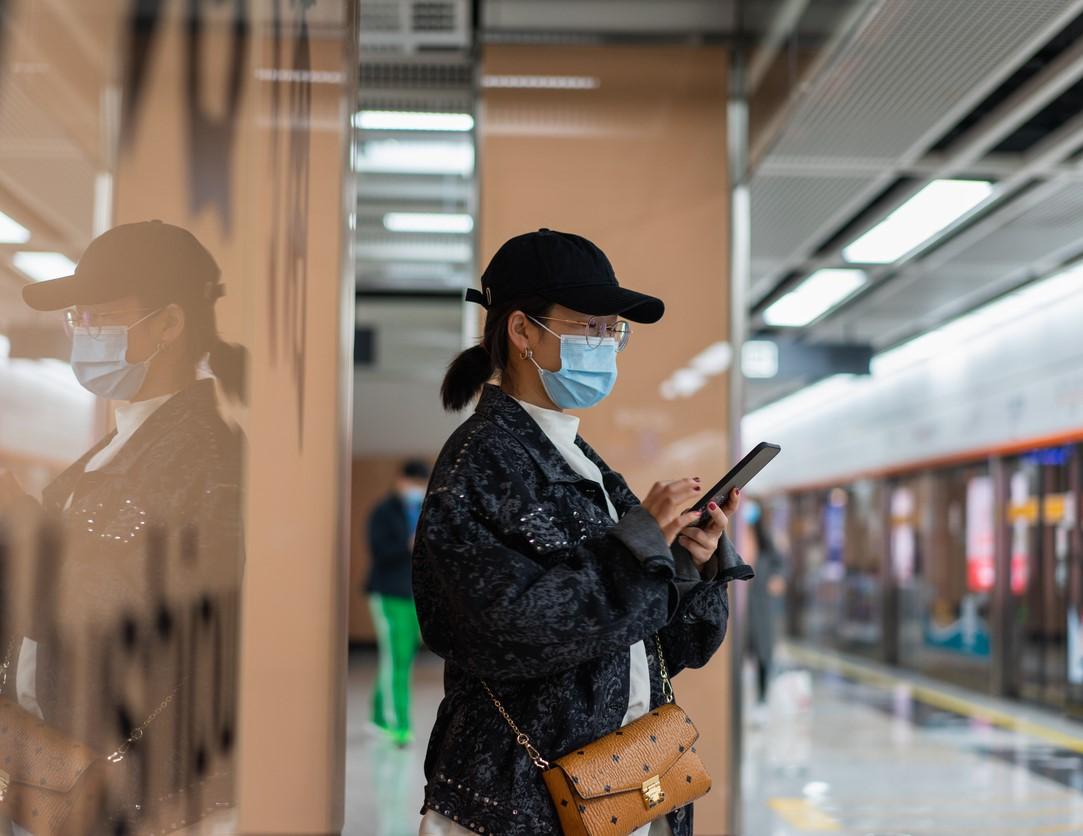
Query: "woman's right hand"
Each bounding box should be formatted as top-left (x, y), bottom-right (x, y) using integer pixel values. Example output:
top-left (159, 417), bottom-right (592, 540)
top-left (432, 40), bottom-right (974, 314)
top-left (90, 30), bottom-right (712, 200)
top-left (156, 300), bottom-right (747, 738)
top-left (641, 478), bottom-right (703, 544)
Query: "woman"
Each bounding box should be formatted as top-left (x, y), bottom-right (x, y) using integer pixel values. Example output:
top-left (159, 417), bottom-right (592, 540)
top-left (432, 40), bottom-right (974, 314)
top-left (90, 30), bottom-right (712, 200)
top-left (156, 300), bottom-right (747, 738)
top-left (414, 229), bottom-right (748, 836)
top-left (0, 220), bottom-right (244, 833)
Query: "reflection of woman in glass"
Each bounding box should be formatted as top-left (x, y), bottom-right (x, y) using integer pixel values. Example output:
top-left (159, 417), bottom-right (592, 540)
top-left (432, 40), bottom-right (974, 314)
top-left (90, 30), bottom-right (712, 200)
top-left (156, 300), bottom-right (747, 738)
top-left (1, 221), bottom-right (245, 832)
top-left (414, 230), bottom-right (748, 836)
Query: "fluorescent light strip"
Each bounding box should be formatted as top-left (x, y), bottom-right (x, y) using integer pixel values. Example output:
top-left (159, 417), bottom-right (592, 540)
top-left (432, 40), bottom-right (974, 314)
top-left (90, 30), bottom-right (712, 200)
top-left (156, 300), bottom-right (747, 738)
top-left (763, 268), bottom-right (867, 328)
top-left (353, 140), bottom-right (474, 175)
top-left (383, 213), bottom-right (474, 234)
top-left (354, 110), bottom-right (474, 132)
top-left (480, 75), bottom-right (600, 90)
top-left (843, 179), bottom-right (994, 264)
top-left (255, 68), bottom-right (345, 84)
top-left (13, 251), bottom-right (75, 282)
top-left (0, 210), bottom-right (30, 244)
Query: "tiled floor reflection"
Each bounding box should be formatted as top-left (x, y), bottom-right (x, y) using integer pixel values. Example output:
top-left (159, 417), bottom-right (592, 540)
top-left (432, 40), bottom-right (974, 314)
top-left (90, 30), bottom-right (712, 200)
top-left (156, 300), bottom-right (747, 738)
top-left (345, 647), bottom-right (443, 836)
top-left (742, 645), bottom-right (1083, 835)
top-left (346, 642), bottom-right (1083, 835)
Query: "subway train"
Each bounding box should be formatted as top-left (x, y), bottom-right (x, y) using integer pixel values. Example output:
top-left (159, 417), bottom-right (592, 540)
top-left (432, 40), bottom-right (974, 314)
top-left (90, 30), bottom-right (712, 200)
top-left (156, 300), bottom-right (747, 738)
top-left (743, 263), bottom-right (1083, 716)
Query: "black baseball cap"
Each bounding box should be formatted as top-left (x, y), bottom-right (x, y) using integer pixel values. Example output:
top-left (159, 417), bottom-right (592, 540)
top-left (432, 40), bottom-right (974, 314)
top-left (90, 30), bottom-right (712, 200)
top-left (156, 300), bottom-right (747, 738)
top-left (22, 220), bottom-right (222, 312)
top-left (465, 228), bottom-right (664, 323)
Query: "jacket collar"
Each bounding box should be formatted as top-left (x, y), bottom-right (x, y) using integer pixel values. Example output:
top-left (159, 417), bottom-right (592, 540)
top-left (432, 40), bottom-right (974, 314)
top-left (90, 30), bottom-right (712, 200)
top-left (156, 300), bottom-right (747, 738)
top-left (474, 385), bottom-right (584, 484)
top-left (98, 379), bottom-right (220, 474)
top-left (45, 380), bottom-right (220, 507)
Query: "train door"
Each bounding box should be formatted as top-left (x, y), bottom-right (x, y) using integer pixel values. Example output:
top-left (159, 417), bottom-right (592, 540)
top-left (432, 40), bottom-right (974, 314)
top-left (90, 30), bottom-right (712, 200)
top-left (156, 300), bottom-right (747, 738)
top-left (790, 490), bottom-right (831, 643)
top-left (838, 480), bottom-right (884, 659)
top-left (905, 466), bottom-right (994, 692)
top-left (1067, 445), bottom-right (1083, 717)
top-left (892, 476), bottom-right (923, 673)
top-left (1008, 447), bottom-right (1075, 708)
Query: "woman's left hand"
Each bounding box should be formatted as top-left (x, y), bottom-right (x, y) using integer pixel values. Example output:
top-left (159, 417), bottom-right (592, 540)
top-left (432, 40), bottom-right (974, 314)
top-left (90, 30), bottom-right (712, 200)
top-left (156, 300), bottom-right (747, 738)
top-left (676, 488), bottom-right (741, 573)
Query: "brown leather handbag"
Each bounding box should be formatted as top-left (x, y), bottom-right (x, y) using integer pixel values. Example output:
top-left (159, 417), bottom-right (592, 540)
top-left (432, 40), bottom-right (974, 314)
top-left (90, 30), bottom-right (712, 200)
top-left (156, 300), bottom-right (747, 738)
top-left (0, 640), bottom-right (183, 836)
top-left (485, 636), bottom-right (711, 835)
top-left (0, 695), bottom-right (108, 836)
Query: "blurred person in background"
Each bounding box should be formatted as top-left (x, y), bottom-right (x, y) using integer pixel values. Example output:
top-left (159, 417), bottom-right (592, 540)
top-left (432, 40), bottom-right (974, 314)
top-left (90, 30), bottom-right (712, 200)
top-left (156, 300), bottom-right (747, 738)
top-left (365, 458), bottom-right (430, 748)
top-left (0, 220), bottom-right (245, 834)
top-left (413, 229), bottom-right (752, 836)
top-left (745, 500), bottom-right (787, 711)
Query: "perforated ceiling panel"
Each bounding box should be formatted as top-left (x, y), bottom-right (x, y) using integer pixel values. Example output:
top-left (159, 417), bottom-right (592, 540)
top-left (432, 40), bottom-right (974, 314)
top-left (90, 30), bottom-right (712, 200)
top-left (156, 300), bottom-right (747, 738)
top-left (749, 0), bottom-right (1083, 302)
top-left (750, 172), bottom-right (885, 298)
top-left (767, 0), bottom-right (1082, 167)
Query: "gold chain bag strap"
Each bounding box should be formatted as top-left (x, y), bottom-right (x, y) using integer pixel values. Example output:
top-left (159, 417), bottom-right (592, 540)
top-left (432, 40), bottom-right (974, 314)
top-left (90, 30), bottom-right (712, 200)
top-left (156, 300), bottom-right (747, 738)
top-left (484, 636), bottom-right (712, 836)
top-left (0, 639), bottom-right (178, 836)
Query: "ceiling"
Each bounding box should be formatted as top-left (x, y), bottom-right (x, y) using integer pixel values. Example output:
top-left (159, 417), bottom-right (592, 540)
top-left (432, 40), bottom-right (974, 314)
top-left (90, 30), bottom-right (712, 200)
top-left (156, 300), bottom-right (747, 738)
top-left (358, 0), bottom-right (1083, 418)
top-left (746, 0), bottom-right (1083, 407)
top-left (3, 1), bottom-right (1080, 435)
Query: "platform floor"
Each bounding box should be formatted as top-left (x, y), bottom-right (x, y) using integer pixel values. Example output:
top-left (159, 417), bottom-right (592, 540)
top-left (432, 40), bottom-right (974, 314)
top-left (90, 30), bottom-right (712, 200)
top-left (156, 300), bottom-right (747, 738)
top-left (345, 644), bottom-right (1083, 835)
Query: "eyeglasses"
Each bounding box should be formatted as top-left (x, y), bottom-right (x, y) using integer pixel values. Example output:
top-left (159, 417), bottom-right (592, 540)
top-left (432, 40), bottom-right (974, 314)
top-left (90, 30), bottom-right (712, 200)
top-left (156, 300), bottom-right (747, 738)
top-left (532, 315), bottom-right (632, 351)
top-left (63, 307), bottom-right (156, 338)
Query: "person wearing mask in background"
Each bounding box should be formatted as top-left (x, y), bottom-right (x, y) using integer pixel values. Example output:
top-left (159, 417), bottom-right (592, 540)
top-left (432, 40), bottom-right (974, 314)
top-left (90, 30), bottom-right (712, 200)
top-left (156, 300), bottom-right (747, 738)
top-left (0, 220), bottom-right (245, 834)
top-left (413, 229), bottom-right (753, 836)
top-left (366, 459), bottom-right (431, 748)
top-left (745, 501), bottom-right (787, 714)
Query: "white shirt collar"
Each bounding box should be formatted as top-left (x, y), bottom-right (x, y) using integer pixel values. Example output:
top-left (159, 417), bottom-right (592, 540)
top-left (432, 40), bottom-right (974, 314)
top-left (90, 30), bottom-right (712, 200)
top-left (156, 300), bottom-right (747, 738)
top-left (113, 393), bottom-right (173, 438)
top-left (515, 398), bottom-right (580, 448)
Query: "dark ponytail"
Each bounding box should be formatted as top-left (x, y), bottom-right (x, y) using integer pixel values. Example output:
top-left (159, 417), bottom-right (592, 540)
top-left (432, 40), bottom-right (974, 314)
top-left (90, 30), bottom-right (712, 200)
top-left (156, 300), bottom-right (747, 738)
top-left (208, 338), bottom-right (248, 405)
top-left (441, 344), bottom-right (494, 412)
top-left (440, 295), bottom-right (552, 412)
top-left (153, 275), bottom-right (249, 405)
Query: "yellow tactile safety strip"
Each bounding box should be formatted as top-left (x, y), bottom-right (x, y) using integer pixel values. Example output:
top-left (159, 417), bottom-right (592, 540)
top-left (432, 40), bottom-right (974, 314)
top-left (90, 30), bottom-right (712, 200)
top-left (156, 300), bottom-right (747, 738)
top-left (786, 644), bottom-right (1083, 756)
top-left (767, 798), bottom-right (842, 831)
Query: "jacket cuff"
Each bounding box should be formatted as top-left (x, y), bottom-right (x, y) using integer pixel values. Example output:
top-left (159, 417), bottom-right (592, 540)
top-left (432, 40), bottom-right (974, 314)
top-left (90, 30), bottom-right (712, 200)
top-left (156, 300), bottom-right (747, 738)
top-left (609, 506), bottom-right (676, 578)
top-left (717, 536), bottom-right (755, 583)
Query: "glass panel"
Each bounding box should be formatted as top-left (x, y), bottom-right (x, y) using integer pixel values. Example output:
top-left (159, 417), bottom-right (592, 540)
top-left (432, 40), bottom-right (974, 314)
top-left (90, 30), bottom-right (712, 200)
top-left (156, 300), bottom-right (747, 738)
top-left (0, 3), bottom-right (356, 831)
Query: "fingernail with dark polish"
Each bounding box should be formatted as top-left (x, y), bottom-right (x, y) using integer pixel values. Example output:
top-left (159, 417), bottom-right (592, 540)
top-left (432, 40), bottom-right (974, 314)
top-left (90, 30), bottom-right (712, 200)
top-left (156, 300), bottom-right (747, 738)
top-left (693, 486), bottom-right (702, 491)
top-left (709, 502), bottom-right (718, 510)
top-left (693, 477), bottom-right (701, 482)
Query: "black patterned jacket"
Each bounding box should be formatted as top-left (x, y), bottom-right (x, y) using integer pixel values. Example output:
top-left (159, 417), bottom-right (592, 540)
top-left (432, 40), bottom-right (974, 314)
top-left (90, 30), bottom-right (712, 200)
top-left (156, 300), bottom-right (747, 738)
top-left (413, 385), bottom-right (746, 836)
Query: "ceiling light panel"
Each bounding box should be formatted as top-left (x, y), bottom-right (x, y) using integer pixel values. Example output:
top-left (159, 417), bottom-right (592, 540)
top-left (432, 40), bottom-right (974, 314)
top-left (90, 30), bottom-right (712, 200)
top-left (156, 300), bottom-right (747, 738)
top-left (353, 140), bottom-right (474, 175)
top-left (383, 213), bottom-right (474, 234)
top-left (13, 251), bottom-right (75, 282)
top-left (354, 110), bottom-right (474, 132)
top-left (0, 211), bottom-right (30, 244)
top-left (842, 179), bottom-right (994, 264)
top-left (763, 269), bottom-right (867, 328)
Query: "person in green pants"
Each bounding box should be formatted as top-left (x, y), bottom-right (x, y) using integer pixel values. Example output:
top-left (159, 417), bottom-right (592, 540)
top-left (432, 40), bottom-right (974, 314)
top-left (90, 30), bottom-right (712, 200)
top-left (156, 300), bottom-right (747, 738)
top-left (366, 459), bottom-right (429, 747)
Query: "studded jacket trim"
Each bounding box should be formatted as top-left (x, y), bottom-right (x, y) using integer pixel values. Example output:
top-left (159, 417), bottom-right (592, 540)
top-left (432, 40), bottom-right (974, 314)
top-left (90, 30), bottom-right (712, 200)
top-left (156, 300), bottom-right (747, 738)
top-left (413, 386), bottom-right (741, 835)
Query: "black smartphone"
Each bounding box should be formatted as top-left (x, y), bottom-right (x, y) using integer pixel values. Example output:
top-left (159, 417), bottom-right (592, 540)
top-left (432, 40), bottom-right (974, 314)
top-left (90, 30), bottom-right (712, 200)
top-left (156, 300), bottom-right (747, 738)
top-left (690, 442), bottom-right (781, 526)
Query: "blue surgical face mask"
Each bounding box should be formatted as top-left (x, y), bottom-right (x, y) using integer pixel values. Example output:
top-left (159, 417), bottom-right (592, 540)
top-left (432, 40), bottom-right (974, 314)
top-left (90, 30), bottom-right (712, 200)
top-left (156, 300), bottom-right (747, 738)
top-left (70, 308), bottom-right (163, 401)
top-left (528, 317), bottom-right (618, 410)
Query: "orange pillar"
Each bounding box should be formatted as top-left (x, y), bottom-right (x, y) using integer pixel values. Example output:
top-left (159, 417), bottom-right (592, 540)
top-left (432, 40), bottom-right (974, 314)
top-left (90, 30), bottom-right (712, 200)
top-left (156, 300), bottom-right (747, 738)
top-left (481, 44), bottom-right (735, 831)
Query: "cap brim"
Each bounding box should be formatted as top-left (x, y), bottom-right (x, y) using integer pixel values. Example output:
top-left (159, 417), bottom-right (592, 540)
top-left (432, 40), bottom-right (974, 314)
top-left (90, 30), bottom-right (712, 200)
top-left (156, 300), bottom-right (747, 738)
top-left (21, 274), bottom-right (81, 311)
top-left (542, 284), bottom-right (665, 323)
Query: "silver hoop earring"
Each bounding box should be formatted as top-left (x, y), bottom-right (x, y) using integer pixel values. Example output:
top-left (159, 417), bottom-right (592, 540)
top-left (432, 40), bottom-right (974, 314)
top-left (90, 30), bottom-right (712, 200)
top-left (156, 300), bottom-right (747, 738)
top-left (520, 348), bottom-right (533, 360)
